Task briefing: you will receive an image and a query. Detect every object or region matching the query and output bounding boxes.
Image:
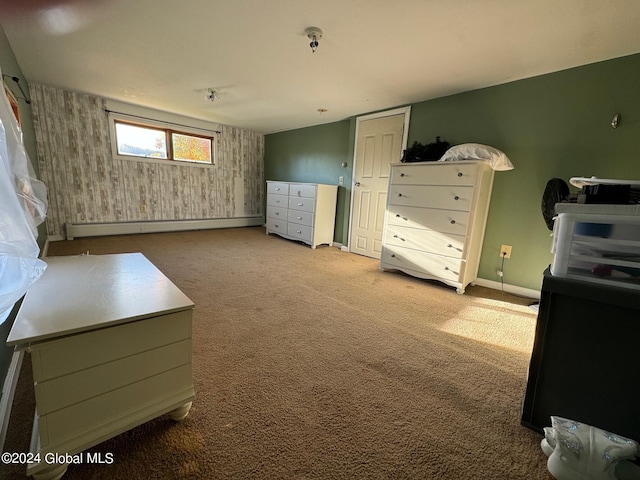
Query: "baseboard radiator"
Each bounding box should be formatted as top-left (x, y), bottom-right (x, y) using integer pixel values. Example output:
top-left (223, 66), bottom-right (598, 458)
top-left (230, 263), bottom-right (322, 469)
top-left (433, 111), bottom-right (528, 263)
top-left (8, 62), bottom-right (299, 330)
top-left (65, 216), bottom-right (265, 240)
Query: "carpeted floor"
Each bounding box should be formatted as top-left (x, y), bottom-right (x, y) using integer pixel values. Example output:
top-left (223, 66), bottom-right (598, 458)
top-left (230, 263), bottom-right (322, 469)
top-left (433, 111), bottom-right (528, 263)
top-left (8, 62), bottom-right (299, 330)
top-left (2, 226), bottom-right (548, 479)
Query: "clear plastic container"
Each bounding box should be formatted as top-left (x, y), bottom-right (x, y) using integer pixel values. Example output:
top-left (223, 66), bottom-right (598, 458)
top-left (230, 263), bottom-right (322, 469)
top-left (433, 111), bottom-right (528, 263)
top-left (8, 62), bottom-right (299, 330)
top-left (551, 213), bottom-right (640, 290)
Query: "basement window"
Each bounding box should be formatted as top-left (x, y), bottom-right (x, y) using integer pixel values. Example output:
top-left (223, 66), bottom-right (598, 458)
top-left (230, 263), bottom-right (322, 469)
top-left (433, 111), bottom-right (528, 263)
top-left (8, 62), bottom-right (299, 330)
top-left (111, 118), bottom-right (214, 165)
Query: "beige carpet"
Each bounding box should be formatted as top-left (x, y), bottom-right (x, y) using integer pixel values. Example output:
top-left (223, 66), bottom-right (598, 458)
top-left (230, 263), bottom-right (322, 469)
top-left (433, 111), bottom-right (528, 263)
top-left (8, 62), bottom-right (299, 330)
top-left (2, 227), bottom-right (548, 479)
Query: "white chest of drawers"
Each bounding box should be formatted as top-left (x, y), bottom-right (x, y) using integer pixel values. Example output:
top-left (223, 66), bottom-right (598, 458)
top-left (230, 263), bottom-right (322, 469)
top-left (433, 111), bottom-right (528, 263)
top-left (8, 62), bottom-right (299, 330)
top-left (380, 161), bottom-right (495, 294)
top-left (266, 181), bottom-right (338, 249)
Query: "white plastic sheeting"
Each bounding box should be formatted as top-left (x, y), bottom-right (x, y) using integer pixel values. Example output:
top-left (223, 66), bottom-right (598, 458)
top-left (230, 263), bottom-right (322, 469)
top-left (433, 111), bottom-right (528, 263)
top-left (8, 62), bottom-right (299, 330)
top-left (439, 143), bottom-right (514, 171)
top-left (0, 67), bottom-right (47, 325)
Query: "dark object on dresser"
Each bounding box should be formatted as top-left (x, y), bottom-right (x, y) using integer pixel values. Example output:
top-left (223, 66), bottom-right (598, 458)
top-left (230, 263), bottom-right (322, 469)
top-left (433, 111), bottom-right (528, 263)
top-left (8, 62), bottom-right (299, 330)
top-left (401, 136), bottom-right (450, 162)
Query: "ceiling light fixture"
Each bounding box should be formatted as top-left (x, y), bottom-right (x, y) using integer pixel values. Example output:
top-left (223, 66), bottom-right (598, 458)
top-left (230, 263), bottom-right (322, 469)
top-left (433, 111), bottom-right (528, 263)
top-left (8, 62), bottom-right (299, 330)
top-left (305, 27), bottom-right (323, 53)
top-left (206, 88), bottom-right (219, 102)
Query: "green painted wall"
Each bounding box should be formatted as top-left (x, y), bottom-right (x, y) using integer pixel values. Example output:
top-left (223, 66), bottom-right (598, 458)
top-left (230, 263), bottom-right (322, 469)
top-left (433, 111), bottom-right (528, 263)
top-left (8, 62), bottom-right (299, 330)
top-left (265, 53), bottom-right (640, 292)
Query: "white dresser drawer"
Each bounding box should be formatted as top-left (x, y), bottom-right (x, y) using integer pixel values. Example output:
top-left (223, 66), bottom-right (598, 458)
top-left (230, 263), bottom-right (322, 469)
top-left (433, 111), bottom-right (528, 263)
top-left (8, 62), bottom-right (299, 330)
top-left (388, 185), bottom-right (473, 211)
top-left (267, 205), bottom-right (287, 220)
top-left (30, 310), bottom-right (191, 382)
top-left (391, 162), bottom-right (478, 186)
top-left (386, 205), bottom-right (469, 235)
top-left (385, 225), bottom-right (465, 258)
top-left (289, 183), bottom-right (317, 198)
top-left (267, 182), bottom-right (290, 195)
top-left (35, 339), bottom-right (191, 416)
top-left (381, 246), bottom-right (464, 282)
top-left (288, 209), bottom-right (314, 226)
top-left (288, 196), bottom-right (316, 213)
top-left (287, 223), bottom-right (313, 242)
top-left (266, 216), bottom-right (287, 234)
top-left (267, 193), bottom-right (288, 208)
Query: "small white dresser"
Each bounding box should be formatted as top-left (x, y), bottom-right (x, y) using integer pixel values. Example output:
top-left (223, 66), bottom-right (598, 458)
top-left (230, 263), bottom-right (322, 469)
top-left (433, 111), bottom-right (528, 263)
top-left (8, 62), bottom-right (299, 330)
top-left (380, 161), bottom-right (495, 294)
top-left (266, 181), bottom-right (338, 249)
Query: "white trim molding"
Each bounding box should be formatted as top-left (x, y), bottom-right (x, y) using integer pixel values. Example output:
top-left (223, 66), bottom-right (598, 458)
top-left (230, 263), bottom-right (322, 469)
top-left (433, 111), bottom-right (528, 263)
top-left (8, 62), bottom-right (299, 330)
top-left (474, 277), bottom-right (541, 300)
top-left (347, 106), bottom-right (411, 253)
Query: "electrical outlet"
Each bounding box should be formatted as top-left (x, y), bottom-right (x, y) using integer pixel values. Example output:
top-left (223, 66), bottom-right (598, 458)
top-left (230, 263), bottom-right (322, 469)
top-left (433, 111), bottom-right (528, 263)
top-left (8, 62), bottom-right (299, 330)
top-left (339, 176), bottom-right (344, 186)
top-left (500, 244), bottom-right (512, 259)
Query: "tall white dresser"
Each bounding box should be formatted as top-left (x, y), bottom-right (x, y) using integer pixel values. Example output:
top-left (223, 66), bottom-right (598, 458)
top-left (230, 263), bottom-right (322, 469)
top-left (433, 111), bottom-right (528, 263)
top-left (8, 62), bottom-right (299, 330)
top-left (266, 181), bottom-right (338, 249)
top-left (380, 161), bottom-right (495, 294)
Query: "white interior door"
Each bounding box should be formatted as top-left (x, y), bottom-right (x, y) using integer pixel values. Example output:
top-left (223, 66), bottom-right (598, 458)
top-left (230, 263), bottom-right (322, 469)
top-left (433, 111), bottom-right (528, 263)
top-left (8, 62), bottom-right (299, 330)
top-left (349, 108), bottom-right (409, 259)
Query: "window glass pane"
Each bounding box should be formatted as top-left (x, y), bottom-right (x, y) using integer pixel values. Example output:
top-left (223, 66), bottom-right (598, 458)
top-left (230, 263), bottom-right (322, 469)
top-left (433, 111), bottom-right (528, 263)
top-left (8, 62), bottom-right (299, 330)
top-left (172, 133), bottom-right (212, 163)
top-left (115, 122), bottom-right (167, 158)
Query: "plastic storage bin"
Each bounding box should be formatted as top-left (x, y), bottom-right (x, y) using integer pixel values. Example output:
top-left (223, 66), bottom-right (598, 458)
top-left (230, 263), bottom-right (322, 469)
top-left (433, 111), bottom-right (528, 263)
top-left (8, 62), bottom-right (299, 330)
top-left (551, 212), bottom-right (640, 290)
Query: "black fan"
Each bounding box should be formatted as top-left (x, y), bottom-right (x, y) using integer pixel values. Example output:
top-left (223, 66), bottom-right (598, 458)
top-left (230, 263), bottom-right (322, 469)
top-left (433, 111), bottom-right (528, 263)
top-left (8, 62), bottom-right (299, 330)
top-left (541, 178), bottom-right (570, 230)
top-left (529, 178), bottom-right (571, 312)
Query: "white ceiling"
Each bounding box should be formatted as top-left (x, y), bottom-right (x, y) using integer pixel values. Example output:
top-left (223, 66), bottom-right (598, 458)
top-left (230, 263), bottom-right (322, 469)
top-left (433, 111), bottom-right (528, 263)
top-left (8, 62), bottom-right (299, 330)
top-left (2, 0), bottom-right (640, 134)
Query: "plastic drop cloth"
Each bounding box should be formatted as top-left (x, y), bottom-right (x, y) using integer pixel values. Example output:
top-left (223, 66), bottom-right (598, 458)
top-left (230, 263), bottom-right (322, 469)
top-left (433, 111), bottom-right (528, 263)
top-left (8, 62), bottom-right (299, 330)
top-left (439, 143), bottom-right (514, 171)
top-left (0, 67), bottom-right (48, 325)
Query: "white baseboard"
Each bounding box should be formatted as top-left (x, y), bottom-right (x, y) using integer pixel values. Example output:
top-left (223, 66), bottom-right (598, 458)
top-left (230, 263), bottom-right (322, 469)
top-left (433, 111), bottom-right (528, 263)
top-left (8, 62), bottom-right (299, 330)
top-left (0, 350), bottom-right (24, 452)
top-left (474, 277), bottom-right (541, 300)
top-left (65, 216), bottom-right (265, 240)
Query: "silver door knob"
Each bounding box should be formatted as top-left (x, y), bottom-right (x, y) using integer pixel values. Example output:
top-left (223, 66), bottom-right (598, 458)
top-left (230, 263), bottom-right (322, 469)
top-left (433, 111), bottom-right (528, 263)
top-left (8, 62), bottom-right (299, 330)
top-left (355, 181), bottom-right (361, 187)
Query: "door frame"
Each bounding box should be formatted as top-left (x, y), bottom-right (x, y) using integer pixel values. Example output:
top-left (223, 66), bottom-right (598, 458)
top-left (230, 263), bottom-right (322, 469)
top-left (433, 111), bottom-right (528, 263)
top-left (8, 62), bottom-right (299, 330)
top-left (346, 106), bottom-right (411, 253)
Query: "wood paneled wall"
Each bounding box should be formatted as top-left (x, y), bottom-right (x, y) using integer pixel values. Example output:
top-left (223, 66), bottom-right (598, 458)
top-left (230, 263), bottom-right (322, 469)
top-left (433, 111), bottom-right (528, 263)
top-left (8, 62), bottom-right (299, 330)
top-left (30, 84), bottom-right (264, 239)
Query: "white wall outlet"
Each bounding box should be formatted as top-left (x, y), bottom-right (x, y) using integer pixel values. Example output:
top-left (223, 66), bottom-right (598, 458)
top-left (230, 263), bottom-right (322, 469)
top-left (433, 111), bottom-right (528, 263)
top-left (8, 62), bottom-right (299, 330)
top-left (339, 176), bottom-right (344, 185)
top-left (500, 244), bottom-right (512, 258)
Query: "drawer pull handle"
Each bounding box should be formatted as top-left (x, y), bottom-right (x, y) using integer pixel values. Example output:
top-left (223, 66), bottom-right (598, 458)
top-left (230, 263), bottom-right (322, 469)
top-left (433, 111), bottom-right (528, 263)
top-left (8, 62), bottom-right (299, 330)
top-left (397, 193), bottom-right (403, 197)
top-left (297, 230), bottom-right (302, 234)
top-left (275, 212), bottom-right (280, 215)
top-left (298, 203), bottom-right (304, 206)
top-left (454, 195), bottom-right (460, 201)
top-left (400, 173), bottom-right (405, 177)
top-left (275, 187), bottom-right (280, 191)
top-left (391, 254), bottom-right (396, 258)
top-left (297, 216), bottom-right (302, 220)
top-left (457, 172), bottom-right (463, 177)
top-left (450, 220), bottom-right (456, 224)
top-left (447, 244), bottom-right (453, 248)
top-left (274, 224), bottom-right (279, 228)
top-left (444, 267), bottom-right (450, 271)
top-left (393, 235), bottom-right (405, 241)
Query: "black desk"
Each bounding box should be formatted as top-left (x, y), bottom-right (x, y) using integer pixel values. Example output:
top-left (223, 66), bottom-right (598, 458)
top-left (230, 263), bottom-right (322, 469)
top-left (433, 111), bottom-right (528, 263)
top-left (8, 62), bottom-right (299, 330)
top-left (521, 268), bottom-right (640, 441)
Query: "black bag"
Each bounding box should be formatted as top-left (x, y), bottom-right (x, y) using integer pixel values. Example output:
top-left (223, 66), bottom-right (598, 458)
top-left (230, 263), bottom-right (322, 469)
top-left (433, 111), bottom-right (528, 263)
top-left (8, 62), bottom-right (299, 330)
top-left (401, 136), bottom-right (450, 163)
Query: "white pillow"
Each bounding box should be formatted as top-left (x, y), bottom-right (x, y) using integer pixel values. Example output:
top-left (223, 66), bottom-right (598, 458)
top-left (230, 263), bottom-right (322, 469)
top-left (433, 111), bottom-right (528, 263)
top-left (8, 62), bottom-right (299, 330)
top-left (439, 143), bottom-right (514, 171)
